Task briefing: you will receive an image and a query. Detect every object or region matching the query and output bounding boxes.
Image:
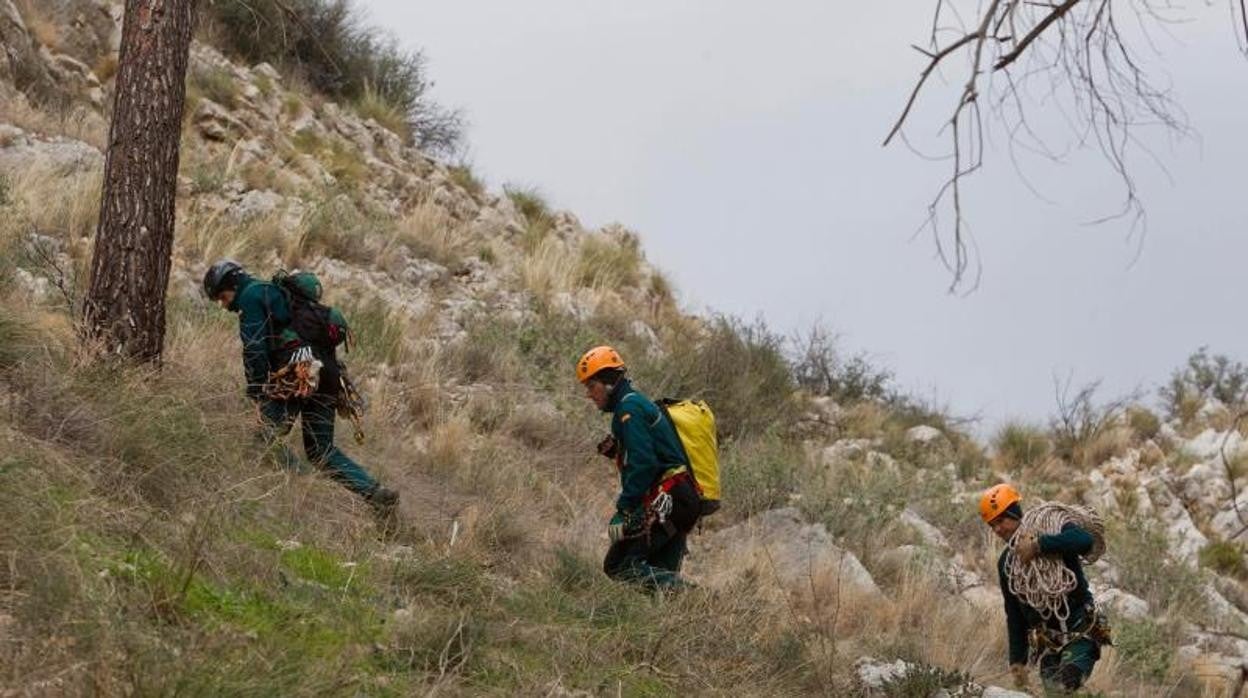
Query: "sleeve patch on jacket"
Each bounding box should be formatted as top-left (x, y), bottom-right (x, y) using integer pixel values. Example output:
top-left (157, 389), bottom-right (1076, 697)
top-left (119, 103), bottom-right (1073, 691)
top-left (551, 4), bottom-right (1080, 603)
top-left (620, 414), bottom-right (632, 423)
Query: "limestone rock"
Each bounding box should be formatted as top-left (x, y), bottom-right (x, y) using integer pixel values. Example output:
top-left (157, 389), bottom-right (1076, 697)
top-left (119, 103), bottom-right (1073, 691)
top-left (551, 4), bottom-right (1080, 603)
top-left (1095, 586), bottom-right (1150, 621)
top-left (691, 507), bottom-right (879, 595)
top-left (906, 424), bottom-right (945, 445)
top-left (0, 124), bottom-right (102, 174)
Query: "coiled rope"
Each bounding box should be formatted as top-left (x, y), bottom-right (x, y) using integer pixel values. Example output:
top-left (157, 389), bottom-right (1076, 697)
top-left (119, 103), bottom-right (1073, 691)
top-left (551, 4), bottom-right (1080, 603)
top-left (1005, 502), bottom-right (1105, 631)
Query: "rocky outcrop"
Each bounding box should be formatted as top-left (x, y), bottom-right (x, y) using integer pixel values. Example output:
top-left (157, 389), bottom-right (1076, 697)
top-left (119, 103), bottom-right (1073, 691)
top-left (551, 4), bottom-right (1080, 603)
top-left (690, 507), bottom-right (879, 596)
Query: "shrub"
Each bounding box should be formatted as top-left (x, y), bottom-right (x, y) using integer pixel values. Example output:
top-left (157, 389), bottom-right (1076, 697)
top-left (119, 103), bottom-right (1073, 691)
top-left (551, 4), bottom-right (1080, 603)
top-left (448, 164), bottom-right (484, 199)
top-left (1114, 619), bottom-right (1174, 682)
top-left (353, 81), bottom-right (409, 139)
top-left (575, 234), bottom-right (641, 289)
top-left (877, 663), bottom-right (978, 698)
top-left (993, 422), bottom-right (1051, 470)
top-left (1048, 378), bottom-right (1132, 466)
top-left (1160, 347), bottom-right (1248, 420)
top-left (720, 435), bottom-right (802, 518)
top-left (640, 315), bottom-right (798, 439)
top-left (791, 325), bottom-right (893, 403)
top-left (1126, 406), bottom-right (1161, 441)
top-left (1199, 541), bottom-right (1247, 579)
top-left (189, 65), bottom-right (239, 108)
top-left (203, 0), bottom-right (462, 153)
top-left (503, 184), bottom-right (551, 225)
top-left (1109, 519), bottom-right (1206, 616)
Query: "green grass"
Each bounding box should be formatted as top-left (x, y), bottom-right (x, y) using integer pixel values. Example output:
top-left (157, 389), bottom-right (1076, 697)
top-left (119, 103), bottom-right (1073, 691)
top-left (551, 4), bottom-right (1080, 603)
top-left (993, 421), bottom-right (1051, 469)
top-left (354, 82), bottom-right (411, 140)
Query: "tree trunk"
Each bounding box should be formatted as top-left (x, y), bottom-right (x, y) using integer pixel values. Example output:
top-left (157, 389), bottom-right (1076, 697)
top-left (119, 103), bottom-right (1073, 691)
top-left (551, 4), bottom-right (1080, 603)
top-left (83, 0), bottom-right (196, 363)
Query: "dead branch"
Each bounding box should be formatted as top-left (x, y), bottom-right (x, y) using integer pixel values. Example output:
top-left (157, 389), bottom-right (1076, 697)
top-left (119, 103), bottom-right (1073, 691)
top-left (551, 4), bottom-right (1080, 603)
top-left (887, 0), bottom-right (1238, 291)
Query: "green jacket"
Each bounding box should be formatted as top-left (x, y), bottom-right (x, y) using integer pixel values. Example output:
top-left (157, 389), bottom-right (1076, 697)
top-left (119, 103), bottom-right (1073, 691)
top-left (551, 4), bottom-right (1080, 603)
top-left (998, 522), bottom-right (1095, 665)
top-left (606, 379), bottom-right (687, 514)
top-left (228, 273), bottom-right (295, 398)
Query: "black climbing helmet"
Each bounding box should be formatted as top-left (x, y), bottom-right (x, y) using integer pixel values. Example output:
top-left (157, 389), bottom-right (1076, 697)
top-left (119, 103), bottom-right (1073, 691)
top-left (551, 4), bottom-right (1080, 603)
top-left (203, 259), bottom-right (244, 300)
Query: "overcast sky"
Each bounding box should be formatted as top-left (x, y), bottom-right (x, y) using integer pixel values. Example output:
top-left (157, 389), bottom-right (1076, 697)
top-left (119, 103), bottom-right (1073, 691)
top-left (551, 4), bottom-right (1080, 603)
top-left (366, 1), bottom-right (1248, 431)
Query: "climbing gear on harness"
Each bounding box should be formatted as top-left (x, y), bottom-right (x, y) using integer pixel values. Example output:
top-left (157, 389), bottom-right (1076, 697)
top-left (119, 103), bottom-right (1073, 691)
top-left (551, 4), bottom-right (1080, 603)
top-left (1028, 602), bottom-right (1112, 664)
top-left (336, 371), bottom-right (368, 444)
top-left (263, 346), bottom-right (323, 400)
top-left (577, 345), bottom-right (625, 384)
top-left (1006, 502), bottom-right (1105, 632)
top-left (657, 398), bottom-right (721, 515)
top-left (643, 466), bottom-right (693, 536)
top-left (980, 483), bottom-right (1022, 522)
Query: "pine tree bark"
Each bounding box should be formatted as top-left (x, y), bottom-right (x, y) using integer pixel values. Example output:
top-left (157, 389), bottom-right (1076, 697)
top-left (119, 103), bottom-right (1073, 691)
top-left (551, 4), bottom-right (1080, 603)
top-left (83, 0), bottom-right (196, 362)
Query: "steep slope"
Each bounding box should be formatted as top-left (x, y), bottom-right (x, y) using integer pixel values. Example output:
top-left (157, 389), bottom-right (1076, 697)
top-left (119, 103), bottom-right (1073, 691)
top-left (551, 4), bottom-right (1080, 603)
top-left (1, 5), bottom-right (1245, 697)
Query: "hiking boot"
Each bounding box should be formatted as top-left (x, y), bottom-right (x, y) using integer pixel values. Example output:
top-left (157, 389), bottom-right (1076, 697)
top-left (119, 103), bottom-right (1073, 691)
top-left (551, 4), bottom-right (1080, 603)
top-left (368, 487), bottom-right (399, 516)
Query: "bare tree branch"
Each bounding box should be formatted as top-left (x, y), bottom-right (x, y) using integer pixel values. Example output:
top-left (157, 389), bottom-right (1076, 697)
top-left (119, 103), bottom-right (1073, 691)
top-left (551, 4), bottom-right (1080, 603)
top-left (887, 0), bottom-right (1242, 291)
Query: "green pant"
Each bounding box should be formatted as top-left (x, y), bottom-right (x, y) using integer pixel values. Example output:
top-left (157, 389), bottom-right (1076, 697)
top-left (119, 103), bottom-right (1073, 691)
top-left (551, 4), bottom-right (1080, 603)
top-left (259, 395), bottom-right (379, 498)
top-left (602, 479), bottom-right (699, 591)
top-left (1039, 638), bottom-right (1099, 693)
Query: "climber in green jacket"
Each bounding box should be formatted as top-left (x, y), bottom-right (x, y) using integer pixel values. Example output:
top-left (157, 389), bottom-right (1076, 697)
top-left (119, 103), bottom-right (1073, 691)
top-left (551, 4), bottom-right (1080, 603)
top-left (202, 259), bottom-right (398, 519)
top-left (578, 345), bottom-right (700, 590)
top-left (980, 484), bottom-right (1106, 694)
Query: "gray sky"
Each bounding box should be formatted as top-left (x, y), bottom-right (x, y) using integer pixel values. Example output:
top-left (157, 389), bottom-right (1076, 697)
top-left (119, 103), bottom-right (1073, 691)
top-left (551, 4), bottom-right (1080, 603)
top-left (366, 1), bottom-right (1248, 430)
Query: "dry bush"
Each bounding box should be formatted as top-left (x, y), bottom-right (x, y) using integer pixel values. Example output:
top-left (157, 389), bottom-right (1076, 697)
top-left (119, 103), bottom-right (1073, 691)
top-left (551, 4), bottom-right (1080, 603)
top-left (992, 421), bottom-right (1051, 471)
top-left (520, 236), bottom-right (576, 299)
top-left (575, 233), bottom-right (641, 289)
top-left (382, 200), bottom-right (468, 269)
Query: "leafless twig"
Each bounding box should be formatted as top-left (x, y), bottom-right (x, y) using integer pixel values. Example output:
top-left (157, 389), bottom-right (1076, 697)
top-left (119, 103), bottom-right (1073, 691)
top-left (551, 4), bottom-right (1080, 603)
top-left (887, 0), bottom-right (1238, 291)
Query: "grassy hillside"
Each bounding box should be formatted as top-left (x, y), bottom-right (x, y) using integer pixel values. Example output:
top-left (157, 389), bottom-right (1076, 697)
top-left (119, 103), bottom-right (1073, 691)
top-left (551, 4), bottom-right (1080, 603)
top-left (1, 2), bottom-right (1246, 696)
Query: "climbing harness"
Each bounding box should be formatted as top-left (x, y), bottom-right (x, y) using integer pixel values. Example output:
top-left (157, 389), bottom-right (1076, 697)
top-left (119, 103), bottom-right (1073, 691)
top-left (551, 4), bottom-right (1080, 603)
top-left (1028, 602), bottom-right (1113, 663)
top-left (263, 346), bottom-right (323, 400)
top-left (1006, 502), bottom-right (1105, 632)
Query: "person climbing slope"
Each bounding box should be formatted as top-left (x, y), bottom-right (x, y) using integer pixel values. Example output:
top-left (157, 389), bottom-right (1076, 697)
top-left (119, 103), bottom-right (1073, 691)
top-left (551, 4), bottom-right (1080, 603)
top-left (578, 345), bottom-right (700, 590)
top-left (203, 259), bottom-right (398, 522)
top-left (980, 483), bottom-right (1111, 694)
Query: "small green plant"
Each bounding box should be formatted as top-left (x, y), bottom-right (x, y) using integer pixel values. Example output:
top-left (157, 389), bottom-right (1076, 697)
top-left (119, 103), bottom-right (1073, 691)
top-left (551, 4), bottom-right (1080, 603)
top-left (354, 82), bottom-right (410, 139)
top-left (1114, 619), bottom-right (1174, 682)
top-left (1199, 541), bottom-right (1248, 579)
top-left (448, 164), bottom-right (484, 199)
top-left (0, 173), bottom-right (10, 207)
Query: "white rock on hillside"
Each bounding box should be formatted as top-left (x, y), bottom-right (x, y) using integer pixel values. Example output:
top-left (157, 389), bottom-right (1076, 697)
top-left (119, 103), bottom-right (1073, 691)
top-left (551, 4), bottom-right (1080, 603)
top-left (906, 424), bottom-right (945, 445)
top-left (1094, 586), bottom-right (1150, 621)
top-left (0, 124), bottom-right (102, 174)
top-left (691, 507), bottom-right (879, 595)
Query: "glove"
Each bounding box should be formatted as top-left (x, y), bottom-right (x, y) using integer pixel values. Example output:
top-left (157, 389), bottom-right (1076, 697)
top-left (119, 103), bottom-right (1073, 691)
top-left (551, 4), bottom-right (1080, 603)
top-left (608, 512), bottom-right (627, 543)
top-left (596, 434), bottom-right (618, 459)
top-left (1009, 663), bottom-right (1029, 690)
top-left (1015, 534), bottom-right (1041, 564)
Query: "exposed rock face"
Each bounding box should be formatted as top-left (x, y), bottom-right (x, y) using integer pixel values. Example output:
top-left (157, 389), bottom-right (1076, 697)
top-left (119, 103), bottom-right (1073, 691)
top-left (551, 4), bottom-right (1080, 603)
top-left (690, 507), bottom-right (879, 596)
top-left (0, 123), bottom-right (102, 174)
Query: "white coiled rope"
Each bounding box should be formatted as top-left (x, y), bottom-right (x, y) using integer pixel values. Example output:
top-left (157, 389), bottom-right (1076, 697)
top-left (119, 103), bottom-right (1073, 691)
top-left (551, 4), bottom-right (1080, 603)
top-left (1005, 502), bottom-right (1105, 632)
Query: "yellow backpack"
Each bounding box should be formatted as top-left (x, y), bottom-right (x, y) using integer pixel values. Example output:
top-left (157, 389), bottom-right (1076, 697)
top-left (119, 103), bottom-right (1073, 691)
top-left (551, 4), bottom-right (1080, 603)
top-left (659, 399), bottom-right (721, 515)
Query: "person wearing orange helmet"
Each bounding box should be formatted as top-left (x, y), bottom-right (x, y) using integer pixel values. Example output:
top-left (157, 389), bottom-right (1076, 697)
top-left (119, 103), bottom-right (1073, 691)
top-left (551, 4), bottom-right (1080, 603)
top-left (980, 484), bottom-right (1102, 694)
top-left (578, 345), bottom-right (700, 591)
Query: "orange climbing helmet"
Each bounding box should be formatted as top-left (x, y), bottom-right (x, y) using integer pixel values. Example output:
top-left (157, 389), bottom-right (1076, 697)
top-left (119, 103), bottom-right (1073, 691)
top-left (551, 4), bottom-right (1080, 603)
top-left (576, 345), bottom-right (625, 384)
top-left (979, 483), bottom-right (1022, 523)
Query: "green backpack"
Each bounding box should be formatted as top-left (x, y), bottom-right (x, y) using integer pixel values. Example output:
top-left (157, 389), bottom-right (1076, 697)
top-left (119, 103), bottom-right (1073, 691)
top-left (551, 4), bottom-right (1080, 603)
top-left (270, 269), bottom-right (352, 352)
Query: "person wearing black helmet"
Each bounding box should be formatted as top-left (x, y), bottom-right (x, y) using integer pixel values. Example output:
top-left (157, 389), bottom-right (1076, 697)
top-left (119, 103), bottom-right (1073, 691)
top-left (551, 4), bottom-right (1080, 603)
top-left (202, 259), bottom-right (398, 520)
